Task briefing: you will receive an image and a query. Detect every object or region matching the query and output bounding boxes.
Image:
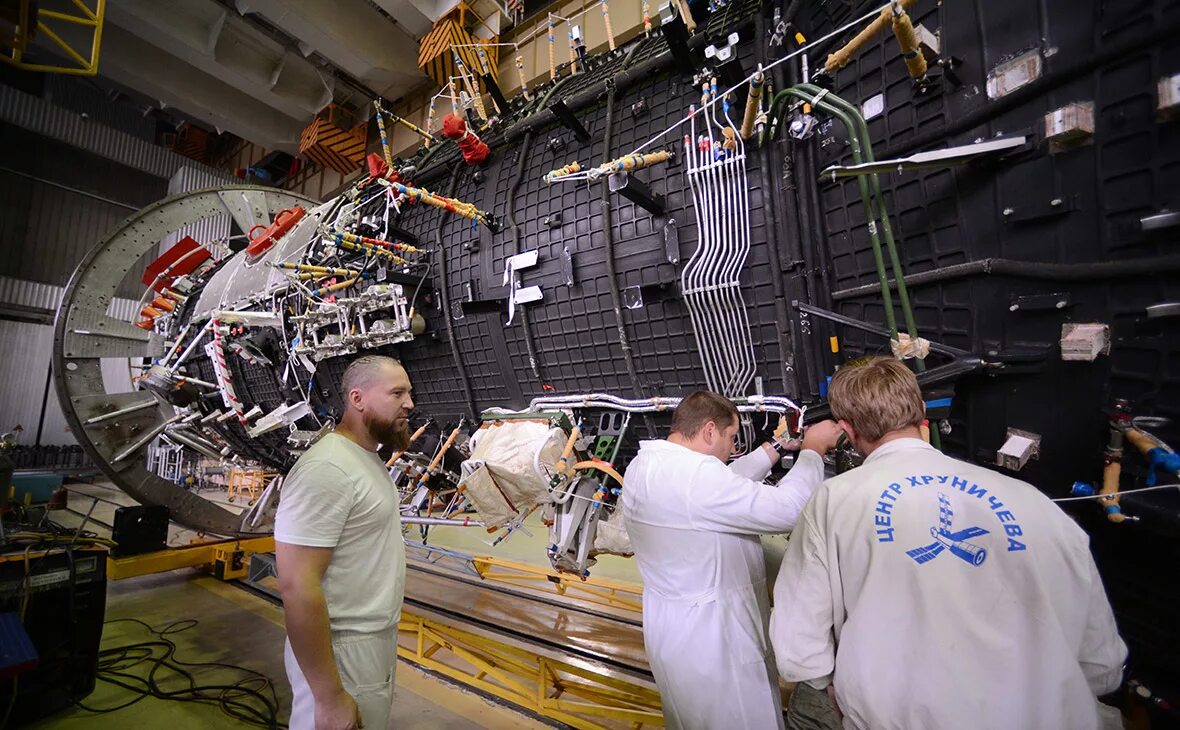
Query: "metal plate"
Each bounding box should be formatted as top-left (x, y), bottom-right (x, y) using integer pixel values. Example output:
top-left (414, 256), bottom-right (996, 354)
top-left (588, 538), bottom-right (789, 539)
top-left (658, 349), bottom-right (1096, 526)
top-left (53, 185), bottom-right (315, 537)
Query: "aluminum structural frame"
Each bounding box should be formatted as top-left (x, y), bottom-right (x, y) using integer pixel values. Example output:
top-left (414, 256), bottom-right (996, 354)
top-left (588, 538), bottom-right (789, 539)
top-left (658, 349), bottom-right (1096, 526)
top-left (53, 185), bottom-right (315, 537)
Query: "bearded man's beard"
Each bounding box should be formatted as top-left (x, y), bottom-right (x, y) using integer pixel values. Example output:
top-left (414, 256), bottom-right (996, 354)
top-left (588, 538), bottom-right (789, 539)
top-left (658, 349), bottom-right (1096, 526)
top-left (364, 412), bottom-right (410, 451)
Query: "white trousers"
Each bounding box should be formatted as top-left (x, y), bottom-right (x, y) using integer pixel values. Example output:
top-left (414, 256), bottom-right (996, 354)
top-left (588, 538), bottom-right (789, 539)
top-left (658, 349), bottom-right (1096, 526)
top-left (285, 629), bottom-right (397, 730)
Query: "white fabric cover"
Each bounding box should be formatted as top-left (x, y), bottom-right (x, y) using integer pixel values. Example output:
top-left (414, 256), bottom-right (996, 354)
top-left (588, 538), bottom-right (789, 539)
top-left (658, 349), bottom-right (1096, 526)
top-left (459, 420), bottom-right (568, 529)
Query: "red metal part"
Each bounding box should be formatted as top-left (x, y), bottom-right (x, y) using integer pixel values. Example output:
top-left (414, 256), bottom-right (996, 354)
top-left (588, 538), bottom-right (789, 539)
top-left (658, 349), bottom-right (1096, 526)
top-left (141, 235), bottom-right (211, 292)
top-left (246, 206), bottom-right (306, 258)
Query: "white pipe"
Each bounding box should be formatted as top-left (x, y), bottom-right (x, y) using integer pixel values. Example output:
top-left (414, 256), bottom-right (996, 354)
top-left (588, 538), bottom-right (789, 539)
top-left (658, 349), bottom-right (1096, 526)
top-left (681, 110), bottom-right (720, 391)
top-left (701, 96), bottom-right (740, 393)
top-left (693, 102), bottom-right (730, 393)
top-left (171, 321), bottom-right (213, 369)
top-left (521, 393), bottom-right (803, 416)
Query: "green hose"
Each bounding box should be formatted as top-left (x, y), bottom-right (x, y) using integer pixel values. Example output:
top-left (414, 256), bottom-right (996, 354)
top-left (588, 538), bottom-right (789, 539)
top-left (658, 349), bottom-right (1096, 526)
top-left (768, 85), bottom-right (941, 448)
top-left (796, 84), bottom-right (925, 369)
top-left (767, 87), bottom-right (899, 337)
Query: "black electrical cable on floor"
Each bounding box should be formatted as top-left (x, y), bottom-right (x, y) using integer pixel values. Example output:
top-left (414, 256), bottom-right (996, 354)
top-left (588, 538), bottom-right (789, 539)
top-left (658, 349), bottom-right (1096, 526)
top-left (73, 617), bottom-right (284, 730)
top-left (506, 130), bottom-right (548, 386)
top-left (435, 165), bottom-right (480, 422)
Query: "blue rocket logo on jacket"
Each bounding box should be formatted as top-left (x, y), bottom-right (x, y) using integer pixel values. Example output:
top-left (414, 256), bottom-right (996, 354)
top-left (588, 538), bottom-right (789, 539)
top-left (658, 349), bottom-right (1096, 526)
top-left (906, 492), bottom-right (989, 567)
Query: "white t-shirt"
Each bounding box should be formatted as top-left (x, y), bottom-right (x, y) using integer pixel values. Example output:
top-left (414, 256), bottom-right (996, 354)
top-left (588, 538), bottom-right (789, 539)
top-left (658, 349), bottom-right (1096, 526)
top-left (275, 432), bottom-right (406, 635)
top-left (770, 438), bottom-right (1126, 730)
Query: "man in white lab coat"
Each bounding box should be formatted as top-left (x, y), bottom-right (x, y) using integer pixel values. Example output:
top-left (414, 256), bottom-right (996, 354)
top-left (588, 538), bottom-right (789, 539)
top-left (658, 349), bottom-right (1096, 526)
top-left (623, 390), bottom-right (843, 730)
top-left (770, 357), bottom-right (1127, 730)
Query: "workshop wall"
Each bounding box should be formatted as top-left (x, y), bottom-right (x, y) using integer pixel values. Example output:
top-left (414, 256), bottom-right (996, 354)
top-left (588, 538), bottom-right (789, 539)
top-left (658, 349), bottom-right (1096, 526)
top-left (375, 0), bottom-right (1180, 695)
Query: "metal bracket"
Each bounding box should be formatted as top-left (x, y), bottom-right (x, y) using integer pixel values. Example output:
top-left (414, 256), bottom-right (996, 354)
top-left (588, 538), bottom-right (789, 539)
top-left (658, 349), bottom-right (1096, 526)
top-left (663, 218), bottom-right (680, 264)
top-left (546, 99), bottom-right (590, 143)
top-left (609, 172), bottom-right (665, 215)
top-left (1142, 211), bottom-right (1180, 232)
top-left (622, 287), bottom-right (643, 309)
top-left (658, 2), bottom-right (695, 76)
top-left (1146, 302), bottom-right (1180, 319)
top-left (560, 246), bottom-right (575, 286)
top-left (1002, 194), bottom-right (1078, 224)
top-left (820, 136), bottom-right (1027, 180)
top-left (1009, 293), bottom-right (1071, 312)
top-left (704, 32), bottom-right (740, 64)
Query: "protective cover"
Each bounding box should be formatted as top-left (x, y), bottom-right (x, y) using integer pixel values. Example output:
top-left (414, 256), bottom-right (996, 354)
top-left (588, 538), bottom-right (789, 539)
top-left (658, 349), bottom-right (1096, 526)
top-left (458, 420), bottom-right (567, 529)
top-left (591, 506), bottom-right (633, 557)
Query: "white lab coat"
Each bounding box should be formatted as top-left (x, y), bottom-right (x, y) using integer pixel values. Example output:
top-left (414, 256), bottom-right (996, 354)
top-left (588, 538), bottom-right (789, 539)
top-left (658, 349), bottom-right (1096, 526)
top-left (623, 440), bottom-right (826, 730)
top-left (770, 438), bottom-right (1127, 730)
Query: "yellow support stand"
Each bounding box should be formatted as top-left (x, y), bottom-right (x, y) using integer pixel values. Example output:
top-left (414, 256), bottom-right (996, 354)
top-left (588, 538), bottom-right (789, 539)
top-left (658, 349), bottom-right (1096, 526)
top-left (471, 555), bottom-right (643, 613)
top-left (106, 536), bottom-right (275, 581)
top-left (398, 612), bottom-right (663, 729)
top-left (1, 0), bottom-right (105, 76)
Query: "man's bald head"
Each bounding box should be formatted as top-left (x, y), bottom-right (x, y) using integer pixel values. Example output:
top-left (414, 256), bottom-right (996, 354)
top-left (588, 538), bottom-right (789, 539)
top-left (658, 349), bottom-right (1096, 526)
top-left (341, 355), bottom-right (404, 404)
top-left (339, 355), bottom-right (414, 450)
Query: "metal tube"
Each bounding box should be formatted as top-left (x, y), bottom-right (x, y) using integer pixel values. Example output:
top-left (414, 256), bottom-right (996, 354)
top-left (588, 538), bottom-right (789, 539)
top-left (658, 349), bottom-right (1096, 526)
top-left (83, 399), bottom-right (159, 426)
top-left (164, 428), bottom-right (224, 461)
top-left (401, 516), bottom-right (485, 527)
top-left (172, 321), bottom-right (212, 368)
top-left (112, 414), bottom-right (182, 463)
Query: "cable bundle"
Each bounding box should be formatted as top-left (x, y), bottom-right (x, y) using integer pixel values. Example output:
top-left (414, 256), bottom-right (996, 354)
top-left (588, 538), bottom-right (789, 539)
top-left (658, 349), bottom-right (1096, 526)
top-left (74, 618), bottom-right (284, 729)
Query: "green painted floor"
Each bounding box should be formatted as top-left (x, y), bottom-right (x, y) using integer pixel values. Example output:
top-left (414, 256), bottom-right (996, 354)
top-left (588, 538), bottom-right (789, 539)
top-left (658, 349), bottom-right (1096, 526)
top-left (26, 568), bottom-right (549, 729)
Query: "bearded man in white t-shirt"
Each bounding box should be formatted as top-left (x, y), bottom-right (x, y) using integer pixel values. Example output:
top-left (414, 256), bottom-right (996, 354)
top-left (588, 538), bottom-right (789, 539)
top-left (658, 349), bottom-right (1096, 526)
top-left (276, 355), bottom-right (414, 730)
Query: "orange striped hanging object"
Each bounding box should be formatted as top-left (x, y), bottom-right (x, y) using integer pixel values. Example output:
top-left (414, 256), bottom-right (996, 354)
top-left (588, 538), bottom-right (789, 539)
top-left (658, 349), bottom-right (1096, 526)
top-left (418, 3), bottom-right (498, 90)
top-left (299, 104), bottom-right (367, 175)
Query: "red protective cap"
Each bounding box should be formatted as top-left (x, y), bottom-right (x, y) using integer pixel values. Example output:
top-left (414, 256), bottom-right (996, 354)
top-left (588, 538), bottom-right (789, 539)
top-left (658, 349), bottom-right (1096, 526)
top-left (142, 236), bottom-right (211, 292)
top-left (367, 152), bottom-right (389, 179)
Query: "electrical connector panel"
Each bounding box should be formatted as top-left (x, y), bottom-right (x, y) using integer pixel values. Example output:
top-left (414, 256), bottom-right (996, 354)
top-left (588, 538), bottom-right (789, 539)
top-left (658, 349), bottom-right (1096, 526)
top-left (1060, 323), bottom-right (1110, 362)
top-left (986, 49), bottom-right (1042, 99)
top-left (1044, 102), bottom-right (1094, 151)
top-left (1158, 73), bottom-right (1180, 119)
top-left (996, 429), bottom-right (1041, 471)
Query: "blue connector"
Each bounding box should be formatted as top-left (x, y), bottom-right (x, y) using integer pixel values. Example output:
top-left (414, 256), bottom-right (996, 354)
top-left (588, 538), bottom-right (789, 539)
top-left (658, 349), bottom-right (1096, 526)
top-left (1146, 447), bottom-right (1180, 486)
top-left (1071, 481), bottom-right (1096, 497)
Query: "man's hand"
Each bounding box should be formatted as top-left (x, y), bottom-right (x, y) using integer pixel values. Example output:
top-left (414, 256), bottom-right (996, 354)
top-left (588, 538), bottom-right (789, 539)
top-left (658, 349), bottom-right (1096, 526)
top-left (315, 687), bottom-right (361, 730)
top-left (801, 420), bottom-right (843, 455)
top-left (827, 684), bottom-right (843, 721)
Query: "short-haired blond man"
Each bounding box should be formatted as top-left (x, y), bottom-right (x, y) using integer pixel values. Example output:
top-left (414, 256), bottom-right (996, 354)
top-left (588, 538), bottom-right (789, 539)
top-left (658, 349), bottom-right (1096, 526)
top-left (623, 390), bottom-right (843, 730)
top-left (769, 357), bottom-right (1126, 730)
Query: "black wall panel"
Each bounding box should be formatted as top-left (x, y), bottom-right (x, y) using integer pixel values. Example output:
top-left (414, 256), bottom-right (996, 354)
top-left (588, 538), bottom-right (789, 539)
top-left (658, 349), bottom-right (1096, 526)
top-left (353, 0), bottom-right (1180, 696)
top-left (804, 0), bottom-right (1180, 694)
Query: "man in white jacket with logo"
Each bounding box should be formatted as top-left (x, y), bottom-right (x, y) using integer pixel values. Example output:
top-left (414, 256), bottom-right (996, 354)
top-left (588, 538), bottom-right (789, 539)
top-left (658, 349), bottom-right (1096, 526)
top-left (623, 390), bottom-right (843, 730)
top-left (770, 357), bottom-right (1127, 730)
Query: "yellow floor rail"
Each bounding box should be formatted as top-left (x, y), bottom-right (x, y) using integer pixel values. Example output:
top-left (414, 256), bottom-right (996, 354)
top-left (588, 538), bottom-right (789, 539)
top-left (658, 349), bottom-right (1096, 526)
top-left (398, 611), bottom-right (663, 729)
top-left (470, 555), bottom-right (644, 613)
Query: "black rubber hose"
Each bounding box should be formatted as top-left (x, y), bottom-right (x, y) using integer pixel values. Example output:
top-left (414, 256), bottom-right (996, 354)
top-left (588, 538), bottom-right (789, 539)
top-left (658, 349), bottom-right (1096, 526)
top-left (436, 165), bottom-right (479, 421)
top-left (501, 14), bottom-right (743, 142)
top-left (600, 81), bottom-right (657, 436)
top-left (506, 130), bottom-right (546, 384)
top-left (832, 254), bottom-right (1180, 300)
top-left (879, 17), bottom-right (1180, 160)
top-left (755, 8), bottom-right (799, 397)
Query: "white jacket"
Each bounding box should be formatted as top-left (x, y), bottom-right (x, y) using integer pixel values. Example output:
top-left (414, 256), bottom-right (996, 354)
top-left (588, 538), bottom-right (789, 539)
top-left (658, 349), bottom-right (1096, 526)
top-left (623, 440), bottom-right (826, 730)
top-left (770, 438), bottom-right (1127, 730)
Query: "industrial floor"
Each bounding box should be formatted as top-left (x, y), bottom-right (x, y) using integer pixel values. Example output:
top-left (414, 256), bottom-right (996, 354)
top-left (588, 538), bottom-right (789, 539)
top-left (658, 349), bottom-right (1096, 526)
top-left (26, 567), bottom-right (552, 729)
